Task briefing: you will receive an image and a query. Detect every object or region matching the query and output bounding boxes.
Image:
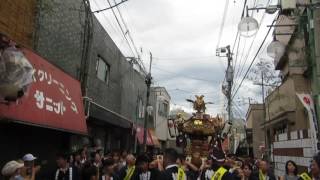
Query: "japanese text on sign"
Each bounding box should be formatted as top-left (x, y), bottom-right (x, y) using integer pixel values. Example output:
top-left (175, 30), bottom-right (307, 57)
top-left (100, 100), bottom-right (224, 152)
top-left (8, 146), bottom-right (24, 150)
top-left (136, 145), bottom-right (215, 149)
top-left (33, 69), bottom-right (78, 115)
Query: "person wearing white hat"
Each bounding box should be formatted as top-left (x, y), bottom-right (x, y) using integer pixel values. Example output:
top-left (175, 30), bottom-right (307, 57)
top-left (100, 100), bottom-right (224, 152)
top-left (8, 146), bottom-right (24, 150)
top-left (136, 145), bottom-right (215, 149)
top-left (1, 160), bottom-right (24, 180)
top-left (22, 154), bottom-right (37, 162)
top-left (22, 153), bottom-right (40, 180)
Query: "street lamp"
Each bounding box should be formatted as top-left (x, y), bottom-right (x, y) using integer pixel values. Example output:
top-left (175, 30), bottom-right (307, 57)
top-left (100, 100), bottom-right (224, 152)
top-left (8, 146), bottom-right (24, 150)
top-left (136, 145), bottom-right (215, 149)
top-left (238, 8), bottom-right (259, 38)
top-left (267, 36), bottom-right (285, 58)
top-left (238, 3), bottom-right (280, 38)
top-left (238, 17), bottom-right (259, 37)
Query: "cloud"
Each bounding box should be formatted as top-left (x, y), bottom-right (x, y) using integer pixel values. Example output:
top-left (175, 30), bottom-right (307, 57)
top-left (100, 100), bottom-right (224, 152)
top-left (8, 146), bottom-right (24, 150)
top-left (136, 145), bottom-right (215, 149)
top-left (90, 0), bottom-right (277, 118)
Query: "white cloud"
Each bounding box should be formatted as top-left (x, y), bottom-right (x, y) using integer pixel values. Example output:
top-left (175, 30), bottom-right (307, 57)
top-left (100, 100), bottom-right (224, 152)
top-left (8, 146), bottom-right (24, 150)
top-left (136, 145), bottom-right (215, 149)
top-left (90, 0), bottom-right (278, 118)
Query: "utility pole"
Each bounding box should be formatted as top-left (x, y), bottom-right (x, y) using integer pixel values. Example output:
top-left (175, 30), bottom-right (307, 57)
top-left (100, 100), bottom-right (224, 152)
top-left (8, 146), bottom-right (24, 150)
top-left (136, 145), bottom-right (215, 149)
top-left (143, 52), bottom-right (152, 152)
top-left (217, 45), bottom-right (233, 122)
top-left (226, 46), bottom-right (233, 122)
top-left (252, 70), bottom-right (268, 158)
top-left (261, 72), bottom-right (268, 159)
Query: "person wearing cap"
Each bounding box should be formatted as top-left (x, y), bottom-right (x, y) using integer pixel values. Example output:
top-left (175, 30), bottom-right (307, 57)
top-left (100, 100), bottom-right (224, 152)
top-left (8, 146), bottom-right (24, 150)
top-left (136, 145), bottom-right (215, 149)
top-left (21, 153), bottom-right (41, 180)
top-left (54, 152), bottom-right (80, 180)
top-left (133, 154), bottom-right (159, 180)
top-left (158, 148), bottom-right (186, 180)
top-left (1, 160), bottom-right (24, 180)
top-left (208, 147), bottom-right (234, 180)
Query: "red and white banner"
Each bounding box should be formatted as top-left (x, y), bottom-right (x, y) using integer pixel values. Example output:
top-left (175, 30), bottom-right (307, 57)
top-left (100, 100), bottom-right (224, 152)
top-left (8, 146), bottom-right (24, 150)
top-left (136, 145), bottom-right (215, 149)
top-left (0, 48), bottom-right (87, 134)
top-left (297, 93), bottom-right (319, 153)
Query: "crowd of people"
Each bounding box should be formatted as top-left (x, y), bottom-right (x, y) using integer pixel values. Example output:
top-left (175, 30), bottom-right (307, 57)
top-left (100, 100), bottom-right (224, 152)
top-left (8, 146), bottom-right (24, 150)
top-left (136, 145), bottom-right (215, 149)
top-left (2, 146), bottom-right (320, 180)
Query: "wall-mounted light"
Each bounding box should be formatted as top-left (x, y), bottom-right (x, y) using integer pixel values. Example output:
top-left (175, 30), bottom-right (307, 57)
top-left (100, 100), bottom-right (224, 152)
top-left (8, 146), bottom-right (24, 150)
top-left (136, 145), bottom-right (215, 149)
top-left (267, 35), bottom-right (285, 58)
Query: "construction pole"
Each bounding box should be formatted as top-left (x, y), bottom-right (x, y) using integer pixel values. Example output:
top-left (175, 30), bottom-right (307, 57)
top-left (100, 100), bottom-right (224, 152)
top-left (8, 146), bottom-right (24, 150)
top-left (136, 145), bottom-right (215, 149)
top-left (143, 52), bottom-right (152, 152)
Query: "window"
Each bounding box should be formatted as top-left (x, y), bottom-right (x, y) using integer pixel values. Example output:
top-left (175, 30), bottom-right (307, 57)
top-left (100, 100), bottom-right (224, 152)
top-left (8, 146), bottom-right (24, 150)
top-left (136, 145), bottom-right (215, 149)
top-left (96, 56), bottom-right (110, 83)
top-left (158, 102), bottom-right (169, 117)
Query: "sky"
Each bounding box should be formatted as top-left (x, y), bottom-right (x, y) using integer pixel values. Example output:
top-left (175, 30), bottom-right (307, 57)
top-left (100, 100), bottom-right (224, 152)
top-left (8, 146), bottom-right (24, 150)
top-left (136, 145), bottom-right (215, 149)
top-left (90, 0), bottom-right (279, 119)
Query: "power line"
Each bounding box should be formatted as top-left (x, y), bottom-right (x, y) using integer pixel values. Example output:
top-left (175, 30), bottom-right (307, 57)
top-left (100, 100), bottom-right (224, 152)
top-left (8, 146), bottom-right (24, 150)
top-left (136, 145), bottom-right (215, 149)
top-left (113, 0), bottom-right (138, 56)
top-left (232, 31), bottom-right (240, 54)
top-left (233, 0), bottom-right (271, 93)
top-left (233, 38), bottom-right (247, 85)
top-left (167, 88), bottom-right (222, 96)
top-left (233, 0), bottom-right (251, 82)
top-left (233, 103), bottom-right (245, 118)
top-left (91, 0), bottom-right (125, 45)
top-left (241, 0), bottom-right (248, 18)
top-left (154, 56), bottom-right (216, 61)
top-left (112, 0), bottom-right (146, 72)
top-left (92, 0), bottom-right (128, 13)
top-left (153, 67), bottom-right (219, 83)
top-left (231, 13), bottom-right (278, 100)
top-left (233, 34), bottom-right (241, 72)
top-left (91, 0), bottom-right (134, 56)
top-left (92, 0), bottom-right (133, 55)
top-left (106, 0), bottom-right (137, 58)
top-left (216, 0), bottom-right (230, 48)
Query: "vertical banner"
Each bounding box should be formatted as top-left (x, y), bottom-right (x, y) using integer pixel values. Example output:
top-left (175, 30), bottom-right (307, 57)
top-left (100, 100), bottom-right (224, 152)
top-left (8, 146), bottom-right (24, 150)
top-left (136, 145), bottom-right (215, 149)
top-left (297, 93), bottom-right (319, 153)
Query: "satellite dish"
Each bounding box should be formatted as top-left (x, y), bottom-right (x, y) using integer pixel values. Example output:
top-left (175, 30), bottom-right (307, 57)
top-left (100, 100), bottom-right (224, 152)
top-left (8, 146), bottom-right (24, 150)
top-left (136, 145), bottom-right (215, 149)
top-left (238, 16), bottom-right (259, 37)
top-left (267, 39), bottom-right (285, 58)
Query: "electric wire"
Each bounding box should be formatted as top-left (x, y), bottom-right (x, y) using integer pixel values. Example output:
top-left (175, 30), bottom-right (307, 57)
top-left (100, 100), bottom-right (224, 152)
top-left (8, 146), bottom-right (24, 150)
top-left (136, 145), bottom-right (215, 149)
top-left (233, 38), bottom-right (247, 87)
top-left (241, 0), bottom-right (248, 18)
top-left (236, 0), bottom-right (270, 79)
top-left (113, 0), bottom-right (139, 56)
top-left (153, 67), bottom-right (219, 83)
top-left (233, 34), bottom-right (241, 73)
top-left (232, 0), bottom-right (271, 93)
top-left (216, 0), bottom-right (230, 48)
top-left (92, 0), bottom-right (128, 13)
top-left (112, 0), bottom-right (146, 72)
top-left (106, 0), bottom-right (137, 58)
top-left (231, 13), bottom-right (279, 101)
top-left (91, 0), bottom-right (131, 55)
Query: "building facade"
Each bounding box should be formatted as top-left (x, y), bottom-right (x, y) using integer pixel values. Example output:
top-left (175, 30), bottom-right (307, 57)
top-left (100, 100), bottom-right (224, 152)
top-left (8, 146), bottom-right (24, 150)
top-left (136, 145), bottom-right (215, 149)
top-left (264, 13), bottom-right (314, 176)
top-left (34, 0), bottom-right (148, 152)
top-left (150, 87), bottom-right (173, 149)
top-left (245, 104), bottom-right (265, 159)
top-left (0, 0), bottom-right (148, 175)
